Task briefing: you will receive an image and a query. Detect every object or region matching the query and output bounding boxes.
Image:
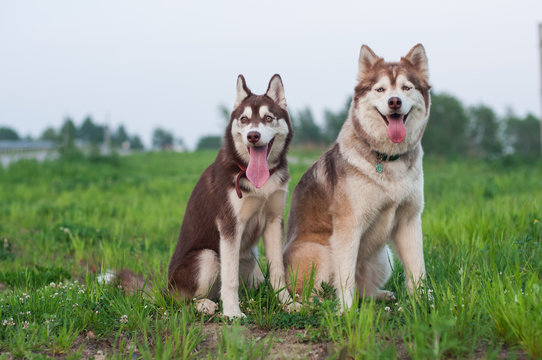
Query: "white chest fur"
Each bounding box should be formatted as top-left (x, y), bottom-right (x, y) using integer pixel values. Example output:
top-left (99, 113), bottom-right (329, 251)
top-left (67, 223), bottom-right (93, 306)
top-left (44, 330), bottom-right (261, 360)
top-left (228, 174), bottom-right (288, 252)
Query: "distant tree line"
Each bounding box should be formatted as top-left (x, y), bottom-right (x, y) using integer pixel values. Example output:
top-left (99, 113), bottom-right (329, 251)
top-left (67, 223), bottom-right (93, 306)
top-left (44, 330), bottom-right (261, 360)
top-left (42, 116), bottom-right (145, 151)
top-left (0, 116), bottom-right (145, 152)
top-left (1, 117), bottom-right (189, 152)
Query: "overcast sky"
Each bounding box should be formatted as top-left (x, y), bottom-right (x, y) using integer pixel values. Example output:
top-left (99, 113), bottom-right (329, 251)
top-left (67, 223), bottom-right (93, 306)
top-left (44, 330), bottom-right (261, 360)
top-left (1, 0), bottom-right (541, 148)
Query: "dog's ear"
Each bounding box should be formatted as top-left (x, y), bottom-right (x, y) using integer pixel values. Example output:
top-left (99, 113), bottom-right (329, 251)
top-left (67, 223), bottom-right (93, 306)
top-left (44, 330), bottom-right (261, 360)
top-left (357, 45), bottom-right (381, 80)
top-left (266, 74), bottom-right (287, 109)
top-left (235, 74), bottom-right (251, 107)
top-left (403, 44), bottom-right (429, 79)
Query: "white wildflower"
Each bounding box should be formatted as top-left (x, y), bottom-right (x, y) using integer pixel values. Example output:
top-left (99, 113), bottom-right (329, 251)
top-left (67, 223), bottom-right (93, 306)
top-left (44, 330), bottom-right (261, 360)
top-left (120, 314), bottom-right (128, 324)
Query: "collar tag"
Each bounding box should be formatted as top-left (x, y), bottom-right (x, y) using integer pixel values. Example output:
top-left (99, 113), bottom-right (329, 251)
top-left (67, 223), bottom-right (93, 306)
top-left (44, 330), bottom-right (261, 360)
top-left (375, 151), bottom-right (401, 173)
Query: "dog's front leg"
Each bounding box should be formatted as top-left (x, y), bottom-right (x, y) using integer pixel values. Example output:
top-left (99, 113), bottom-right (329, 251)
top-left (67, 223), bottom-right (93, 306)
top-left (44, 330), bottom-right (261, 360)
top-left (331, 221), bottom-right (363, 313)
top-left (263, 191), bottom-right (294, 307)
top-left (220, 232), bottom-right (245, 319)
top-left (263, 215), bottom-right (292, 305)
top-left (393, 215), bottom-right (426, 293)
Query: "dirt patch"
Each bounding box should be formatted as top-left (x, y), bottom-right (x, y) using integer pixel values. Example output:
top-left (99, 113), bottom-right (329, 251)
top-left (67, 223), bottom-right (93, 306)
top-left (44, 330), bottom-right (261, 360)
top-left (51, 323), bottom-right (332, 359)
top-left (198, 323), bottom-right (332, 359)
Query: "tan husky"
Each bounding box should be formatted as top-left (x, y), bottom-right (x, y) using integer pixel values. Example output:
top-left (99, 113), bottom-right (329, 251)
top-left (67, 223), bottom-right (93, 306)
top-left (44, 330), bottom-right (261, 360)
top-left (283, 44), bottom-right (431, 312)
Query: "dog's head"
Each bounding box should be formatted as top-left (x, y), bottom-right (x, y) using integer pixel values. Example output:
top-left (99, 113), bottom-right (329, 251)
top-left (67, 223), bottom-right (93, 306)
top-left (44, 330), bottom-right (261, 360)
top-left (352, 44), bottom-right (431, 155)
top-left (228, 74), bottom-right (292, 188)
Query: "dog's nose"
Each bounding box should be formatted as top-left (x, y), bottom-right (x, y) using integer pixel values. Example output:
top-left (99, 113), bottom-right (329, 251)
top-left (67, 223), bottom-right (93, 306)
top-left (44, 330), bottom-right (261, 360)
top-left (247, 131), bottom-right (261, 144)
top-left (388, 97), bottom-right (402, 110)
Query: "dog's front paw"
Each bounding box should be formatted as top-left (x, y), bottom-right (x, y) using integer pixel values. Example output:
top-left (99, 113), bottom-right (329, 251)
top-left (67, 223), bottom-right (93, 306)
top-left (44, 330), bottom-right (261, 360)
top-left (195, 298), bottom-right (218, 315)
top-left (376, 290), bottom-right (396, 302)
top-left (222, 307), bottom-right (246, 319)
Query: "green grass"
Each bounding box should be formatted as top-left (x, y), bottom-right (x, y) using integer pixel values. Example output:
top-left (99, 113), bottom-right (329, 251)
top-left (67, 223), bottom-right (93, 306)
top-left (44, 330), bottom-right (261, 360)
top-left (0, 150), bottom-right (540, 359)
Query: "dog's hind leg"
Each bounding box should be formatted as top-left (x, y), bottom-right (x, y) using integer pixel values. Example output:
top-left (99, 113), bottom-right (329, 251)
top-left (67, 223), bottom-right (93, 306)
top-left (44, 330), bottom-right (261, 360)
top-left (168, 249), bottom-right (220, 301)
top-left (356, 245), bottom-right (394, 301)
top-left (191, 249), bottom-right (221, 315)
top-left (194, 249), bottom-right (220, 299)
top-left (284, 242), bottom-right (332, 299)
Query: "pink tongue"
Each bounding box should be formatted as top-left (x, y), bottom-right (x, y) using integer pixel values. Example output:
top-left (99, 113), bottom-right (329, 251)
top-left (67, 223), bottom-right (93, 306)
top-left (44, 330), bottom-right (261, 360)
top-left (387, 116), bottom-right (406, 143)
top-left (246, 145), bottom-right (269, 188)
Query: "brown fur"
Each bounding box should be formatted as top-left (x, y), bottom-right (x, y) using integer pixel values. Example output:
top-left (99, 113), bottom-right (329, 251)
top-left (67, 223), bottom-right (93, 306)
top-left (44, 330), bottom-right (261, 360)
top-left (168, 76), bottom-right (292, 301)
top-left (284, 44), bottom-right (431, 309)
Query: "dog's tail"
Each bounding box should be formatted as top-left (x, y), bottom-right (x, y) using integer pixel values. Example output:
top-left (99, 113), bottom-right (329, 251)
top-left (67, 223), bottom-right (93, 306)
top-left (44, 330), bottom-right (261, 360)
top-left (97, 269), bottom-right (154, 298)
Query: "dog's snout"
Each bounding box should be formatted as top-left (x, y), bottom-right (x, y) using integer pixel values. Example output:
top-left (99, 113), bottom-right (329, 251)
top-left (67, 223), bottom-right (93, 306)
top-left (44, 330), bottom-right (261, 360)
top-left (388, 97), bottom-right (402, 110)
top-left (247, 131), bottom-right (261, 144)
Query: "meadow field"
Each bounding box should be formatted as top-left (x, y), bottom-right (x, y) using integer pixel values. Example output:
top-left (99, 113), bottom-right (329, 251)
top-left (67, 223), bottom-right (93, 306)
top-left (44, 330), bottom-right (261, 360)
top-left (0, 150), bottom-right (540, 359)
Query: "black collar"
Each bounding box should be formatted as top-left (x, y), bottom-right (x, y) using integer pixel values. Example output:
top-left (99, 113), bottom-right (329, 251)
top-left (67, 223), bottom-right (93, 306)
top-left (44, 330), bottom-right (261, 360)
top-left (375, 151), bottom-right (402, 162)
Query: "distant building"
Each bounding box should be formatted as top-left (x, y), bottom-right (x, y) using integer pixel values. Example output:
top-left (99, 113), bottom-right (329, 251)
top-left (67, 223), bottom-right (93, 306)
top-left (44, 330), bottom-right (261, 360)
top-left (0, 140), bottom-right (55, 153)
top-left (0, 140), bottom-right (57, 167)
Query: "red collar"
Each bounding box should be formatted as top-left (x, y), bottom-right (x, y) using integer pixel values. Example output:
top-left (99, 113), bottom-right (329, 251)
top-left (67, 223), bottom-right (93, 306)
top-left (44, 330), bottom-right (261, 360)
top-left (235, 163), bottom-right (277, 199)
top-left (235, 163), bottom-right (247, 199)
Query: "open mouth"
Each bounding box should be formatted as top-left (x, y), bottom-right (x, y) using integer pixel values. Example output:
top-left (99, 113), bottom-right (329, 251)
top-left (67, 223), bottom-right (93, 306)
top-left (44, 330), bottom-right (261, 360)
top-left (245, 137), bottom-right (275, 188)
top-left (246, 137), bottom-right (275, 158)
top-left (377, 110), bottom-right (409, 144)
top-left (378, 111), bottom-right (409, 126)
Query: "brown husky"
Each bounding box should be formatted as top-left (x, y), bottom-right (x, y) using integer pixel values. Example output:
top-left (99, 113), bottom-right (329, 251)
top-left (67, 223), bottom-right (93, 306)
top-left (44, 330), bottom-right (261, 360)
top-left (168, 74), bottom-right (294, 318)
top-left (283, 44), bottom-right (431, 312)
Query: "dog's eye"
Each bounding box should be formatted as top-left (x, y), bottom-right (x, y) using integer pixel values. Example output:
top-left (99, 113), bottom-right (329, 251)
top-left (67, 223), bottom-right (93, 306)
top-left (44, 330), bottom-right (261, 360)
top-left (402, 85), bottom-right (412, 91)
top-left (239, 116), bottom-right (249, 124)
top-left (264, 115), bottom-right (274, 123)
top-left (375, 87), bottom-right (385, 93)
